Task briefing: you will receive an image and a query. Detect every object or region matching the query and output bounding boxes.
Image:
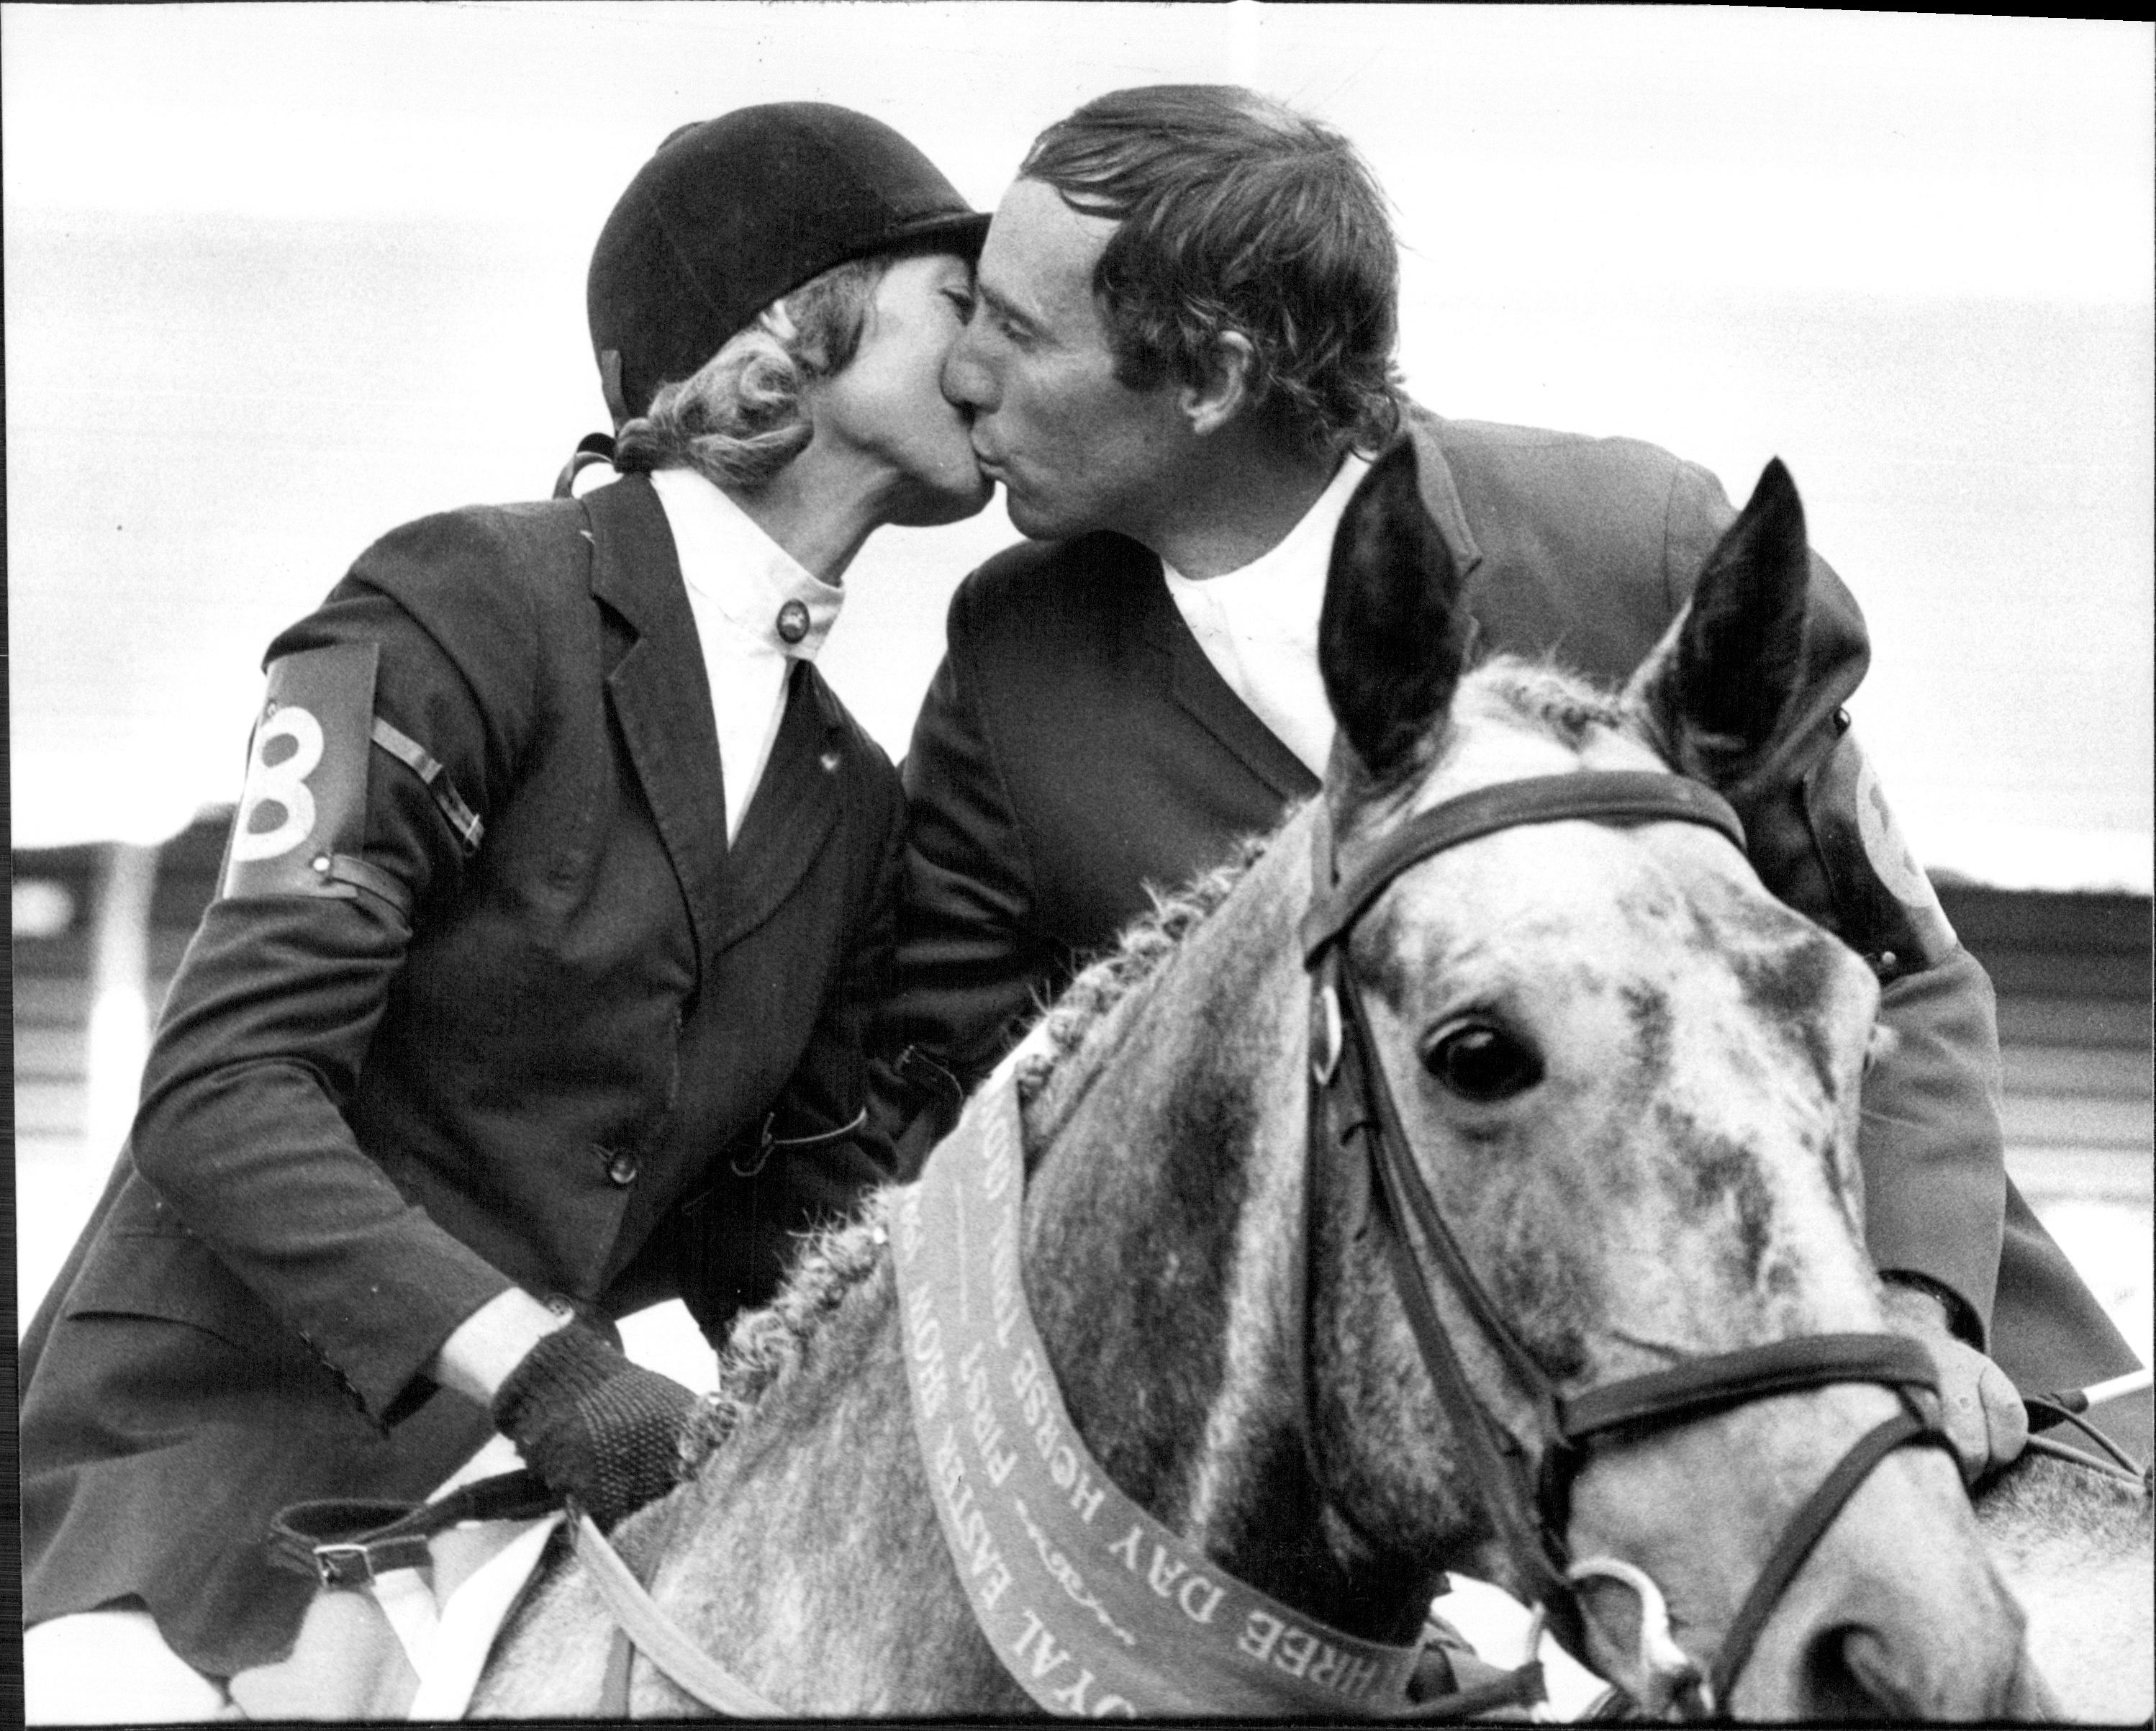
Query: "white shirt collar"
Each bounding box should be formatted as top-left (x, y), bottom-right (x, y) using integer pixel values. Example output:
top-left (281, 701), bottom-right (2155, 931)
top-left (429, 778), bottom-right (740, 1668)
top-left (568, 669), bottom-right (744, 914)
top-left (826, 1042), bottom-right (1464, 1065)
top-left (1158, 453), bottom-right (1373, 779)
top-left (646, 465), bottom-right (843, 660)
top-left (1160, 451), bottom-right (1372, 612)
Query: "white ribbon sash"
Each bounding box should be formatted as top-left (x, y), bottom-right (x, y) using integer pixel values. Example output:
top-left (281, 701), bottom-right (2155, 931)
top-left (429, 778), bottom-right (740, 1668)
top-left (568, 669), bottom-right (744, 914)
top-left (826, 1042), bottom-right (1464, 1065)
top-left (891, 1067), bottom-right (1424, 1718)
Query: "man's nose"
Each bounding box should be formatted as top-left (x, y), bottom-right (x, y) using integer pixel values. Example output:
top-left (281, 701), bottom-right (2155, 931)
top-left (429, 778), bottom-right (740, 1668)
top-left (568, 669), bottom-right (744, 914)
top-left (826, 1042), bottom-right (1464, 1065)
top-left (941, 322), bottom-right (994, 412)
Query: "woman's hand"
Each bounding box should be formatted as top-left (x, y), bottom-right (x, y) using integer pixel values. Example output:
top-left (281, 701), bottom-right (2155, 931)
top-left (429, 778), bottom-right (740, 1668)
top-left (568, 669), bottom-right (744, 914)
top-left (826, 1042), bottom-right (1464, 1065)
top-left (488, 1323), bottom-right (708, 1531)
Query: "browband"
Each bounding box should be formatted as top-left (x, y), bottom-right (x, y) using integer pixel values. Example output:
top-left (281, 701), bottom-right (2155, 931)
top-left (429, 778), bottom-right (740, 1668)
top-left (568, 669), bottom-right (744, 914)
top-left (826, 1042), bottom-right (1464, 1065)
top-left (1302, 771), bottom-right (1746, 962)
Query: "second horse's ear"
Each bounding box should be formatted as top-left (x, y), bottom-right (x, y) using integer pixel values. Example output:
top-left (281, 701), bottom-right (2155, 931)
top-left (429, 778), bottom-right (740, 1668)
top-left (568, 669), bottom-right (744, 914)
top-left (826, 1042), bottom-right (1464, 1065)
top-left (1320, 439), bottom-right (1474, 787)
top-left (1626, 458), bottom-right (1812, 790)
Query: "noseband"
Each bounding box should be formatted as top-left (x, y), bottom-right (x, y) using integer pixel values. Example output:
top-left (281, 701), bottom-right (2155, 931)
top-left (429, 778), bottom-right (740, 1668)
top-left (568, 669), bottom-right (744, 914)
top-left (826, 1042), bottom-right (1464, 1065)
top-left (1300, 770), bottom-right (1949, 1717)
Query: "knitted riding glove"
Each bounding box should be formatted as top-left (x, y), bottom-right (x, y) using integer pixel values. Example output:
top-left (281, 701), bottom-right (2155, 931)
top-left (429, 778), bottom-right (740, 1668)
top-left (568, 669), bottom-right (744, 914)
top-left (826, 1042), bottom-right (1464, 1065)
top-left (491, 1324), bottom-right (705, 1532)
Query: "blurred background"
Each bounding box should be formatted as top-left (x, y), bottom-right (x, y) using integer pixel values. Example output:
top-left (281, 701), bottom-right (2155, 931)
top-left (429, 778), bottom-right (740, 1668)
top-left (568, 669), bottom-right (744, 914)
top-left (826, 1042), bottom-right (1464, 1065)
top-left (9, 3), bottom-right (2149, 1519)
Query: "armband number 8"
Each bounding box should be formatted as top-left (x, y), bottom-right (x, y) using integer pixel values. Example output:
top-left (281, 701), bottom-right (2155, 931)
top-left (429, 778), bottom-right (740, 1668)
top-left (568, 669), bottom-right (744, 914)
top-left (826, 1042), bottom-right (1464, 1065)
top-left (219, 642), bottom-right (378, 903)
top-left (232, 704), bottom-right (326, 864)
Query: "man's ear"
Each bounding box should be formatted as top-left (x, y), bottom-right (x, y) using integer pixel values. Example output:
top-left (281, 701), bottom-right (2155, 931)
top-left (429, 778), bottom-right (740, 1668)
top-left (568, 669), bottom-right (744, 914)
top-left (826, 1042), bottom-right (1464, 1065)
top-left (1179, 333), bottom-right (1258, 437)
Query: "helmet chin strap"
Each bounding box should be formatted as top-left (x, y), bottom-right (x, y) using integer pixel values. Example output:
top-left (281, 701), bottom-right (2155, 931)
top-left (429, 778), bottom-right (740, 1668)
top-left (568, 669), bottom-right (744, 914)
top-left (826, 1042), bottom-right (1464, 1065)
top-left (599, 348), bottom-right (631, 431)
top-left (551, 431), bottom-right (620, 502)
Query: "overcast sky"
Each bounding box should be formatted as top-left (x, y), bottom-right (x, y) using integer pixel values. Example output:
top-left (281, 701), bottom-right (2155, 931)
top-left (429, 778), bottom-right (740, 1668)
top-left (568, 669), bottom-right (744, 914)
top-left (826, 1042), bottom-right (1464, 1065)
top-left (6, 4), bottom-right (2151, 887)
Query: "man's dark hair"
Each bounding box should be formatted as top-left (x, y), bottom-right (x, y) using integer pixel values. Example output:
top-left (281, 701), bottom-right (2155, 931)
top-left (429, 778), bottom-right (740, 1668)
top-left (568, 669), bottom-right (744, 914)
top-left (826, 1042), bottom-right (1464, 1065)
top-left (1022, 85), bottom-right (1402, 456)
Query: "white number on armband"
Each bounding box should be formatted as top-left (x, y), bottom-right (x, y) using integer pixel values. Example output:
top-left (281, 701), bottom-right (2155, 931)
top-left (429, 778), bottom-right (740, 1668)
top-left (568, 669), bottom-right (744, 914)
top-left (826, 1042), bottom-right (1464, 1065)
top-left (232, 704), bottom-right (326, 862)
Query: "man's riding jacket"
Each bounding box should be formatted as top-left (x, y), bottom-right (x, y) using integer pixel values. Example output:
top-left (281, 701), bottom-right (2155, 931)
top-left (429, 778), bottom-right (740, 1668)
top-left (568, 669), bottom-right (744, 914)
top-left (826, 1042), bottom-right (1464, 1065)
top-left (19, 475), bottom-right (904, 1677)
top-left (874, 410), bottom-right (2139, 1405)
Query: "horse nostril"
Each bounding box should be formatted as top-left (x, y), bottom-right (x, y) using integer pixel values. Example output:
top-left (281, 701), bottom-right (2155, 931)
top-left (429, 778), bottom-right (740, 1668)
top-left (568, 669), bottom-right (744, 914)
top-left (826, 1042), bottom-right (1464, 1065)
top-left (1801, 1624), bottom-right (1911, 1722)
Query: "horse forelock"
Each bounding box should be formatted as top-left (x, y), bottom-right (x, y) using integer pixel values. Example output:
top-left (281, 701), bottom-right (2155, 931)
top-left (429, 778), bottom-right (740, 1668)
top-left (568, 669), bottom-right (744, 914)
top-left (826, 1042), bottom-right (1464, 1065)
top-left (1464, 653), bottom-right (1635, 750)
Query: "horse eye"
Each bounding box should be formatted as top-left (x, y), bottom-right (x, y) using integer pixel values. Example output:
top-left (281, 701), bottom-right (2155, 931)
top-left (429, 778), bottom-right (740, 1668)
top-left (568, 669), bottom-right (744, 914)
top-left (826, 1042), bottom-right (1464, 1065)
top-left (1422, 1023), bottom-right (1544, 1102)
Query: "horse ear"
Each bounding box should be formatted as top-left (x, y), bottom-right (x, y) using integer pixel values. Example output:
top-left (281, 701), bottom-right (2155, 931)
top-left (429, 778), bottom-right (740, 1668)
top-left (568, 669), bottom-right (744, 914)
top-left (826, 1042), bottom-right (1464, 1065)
top-left (1628, 458), bottom-right (1811, 787)
top-left (1320, 439), bottom-right (1474, 785)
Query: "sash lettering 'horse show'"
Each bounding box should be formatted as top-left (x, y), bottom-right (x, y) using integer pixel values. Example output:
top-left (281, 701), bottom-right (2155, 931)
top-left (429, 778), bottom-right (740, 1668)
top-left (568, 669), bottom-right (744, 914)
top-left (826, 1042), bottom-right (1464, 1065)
top-left (473, 447), bottom-right (2150, 1719)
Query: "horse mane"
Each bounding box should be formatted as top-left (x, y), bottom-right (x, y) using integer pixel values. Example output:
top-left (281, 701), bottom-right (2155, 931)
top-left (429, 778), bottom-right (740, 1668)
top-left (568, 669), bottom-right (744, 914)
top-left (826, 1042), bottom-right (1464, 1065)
top-left (684, 1204), bottom-right (893, 1460)
top-left (1016, 834), bottom-right (1274, 1106)
top-left (1983, 1449), bottom-right (2155, 1560)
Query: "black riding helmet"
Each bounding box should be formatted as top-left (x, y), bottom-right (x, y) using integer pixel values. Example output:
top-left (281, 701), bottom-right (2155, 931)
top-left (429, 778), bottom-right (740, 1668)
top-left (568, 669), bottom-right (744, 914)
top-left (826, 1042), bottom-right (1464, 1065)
top-left (586, 102), bottom-right (989, 428)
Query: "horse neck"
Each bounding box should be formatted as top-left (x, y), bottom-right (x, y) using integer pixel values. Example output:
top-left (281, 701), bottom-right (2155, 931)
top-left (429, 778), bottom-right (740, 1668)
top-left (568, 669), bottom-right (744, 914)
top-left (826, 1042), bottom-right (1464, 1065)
top-left (1015, 810), bottom-right (1365, 1613)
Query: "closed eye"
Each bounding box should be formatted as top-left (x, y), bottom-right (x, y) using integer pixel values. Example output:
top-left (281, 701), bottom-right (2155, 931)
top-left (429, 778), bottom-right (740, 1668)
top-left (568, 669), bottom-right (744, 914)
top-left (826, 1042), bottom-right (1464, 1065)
top-left (971, 284), bottom-right (1038, 348)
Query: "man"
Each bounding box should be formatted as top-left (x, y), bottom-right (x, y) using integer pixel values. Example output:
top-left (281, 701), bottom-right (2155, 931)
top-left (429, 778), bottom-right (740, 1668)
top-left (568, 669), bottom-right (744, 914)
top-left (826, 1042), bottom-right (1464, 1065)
top-left (874, 83), bottom-right (2144, 1481)
top-left (19, 104), bottom-right (991, 1719)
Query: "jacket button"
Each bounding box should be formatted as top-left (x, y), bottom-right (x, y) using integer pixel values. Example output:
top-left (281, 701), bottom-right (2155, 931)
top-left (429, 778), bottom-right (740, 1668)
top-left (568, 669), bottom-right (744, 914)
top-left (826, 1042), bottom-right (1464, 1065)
top-left (607, 1152), bottom-right (639, 1187)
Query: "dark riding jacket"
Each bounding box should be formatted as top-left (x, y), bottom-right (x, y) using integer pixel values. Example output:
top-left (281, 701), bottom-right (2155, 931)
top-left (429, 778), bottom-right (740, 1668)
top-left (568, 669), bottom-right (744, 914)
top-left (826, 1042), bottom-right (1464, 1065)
top-left (874, 410), bottom-right (2139, 1406)
top-left (19, 474), bottom-right (905, 1677)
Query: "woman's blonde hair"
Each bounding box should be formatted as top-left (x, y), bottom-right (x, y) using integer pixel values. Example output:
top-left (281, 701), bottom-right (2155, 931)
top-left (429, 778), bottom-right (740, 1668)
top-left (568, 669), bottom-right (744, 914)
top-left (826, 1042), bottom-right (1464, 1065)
top-left (612, 253), bottom-right (889, 488)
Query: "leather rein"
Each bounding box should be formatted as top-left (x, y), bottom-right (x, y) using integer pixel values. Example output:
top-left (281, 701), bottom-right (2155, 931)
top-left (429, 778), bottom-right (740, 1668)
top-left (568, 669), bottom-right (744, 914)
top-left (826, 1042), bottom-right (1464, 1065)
top-left (1299, 769), bottom-right (1952, 1718)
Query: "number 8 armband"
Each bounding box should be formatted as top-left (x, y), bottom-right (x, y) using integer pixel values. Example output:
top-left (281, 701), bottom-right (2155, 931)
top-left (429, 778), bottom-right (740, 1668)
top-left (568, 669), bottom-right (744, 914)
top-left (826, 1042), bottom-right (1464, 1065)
top-left (221, 642), bottom-right (482, 919)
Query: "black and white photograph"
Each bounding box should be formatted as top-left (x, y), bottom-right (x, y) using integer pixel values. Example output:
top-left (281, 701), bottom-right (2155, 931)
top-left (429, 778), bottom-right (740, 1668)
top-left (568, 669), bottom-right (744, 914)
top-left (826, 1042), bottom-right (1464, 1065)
top-left (9, 4), bottom-right (2152, 1722)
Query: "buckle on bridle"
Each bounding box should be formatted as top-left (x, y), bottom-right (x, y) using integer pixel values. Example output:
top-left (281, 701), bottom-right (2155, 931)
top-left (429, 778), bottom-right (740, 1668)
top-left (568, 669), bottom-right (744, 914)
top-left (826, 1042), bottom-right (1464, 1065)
top-left (1312, 982), bottom-right (1344, 1086)
top-left (312, 1540), bottom-right (379, 1588)
top-left (1567, 1556), bottom-right (1713, 1721)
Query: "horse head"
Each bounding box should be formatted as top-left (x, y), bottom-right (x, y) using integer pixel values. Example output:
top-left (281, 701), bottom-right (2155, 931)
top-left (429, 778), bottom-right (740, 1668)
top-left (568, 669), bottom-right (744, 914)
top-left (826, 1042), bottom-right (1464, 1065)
top-left (1303, 440), bottom-right (2042, 1718)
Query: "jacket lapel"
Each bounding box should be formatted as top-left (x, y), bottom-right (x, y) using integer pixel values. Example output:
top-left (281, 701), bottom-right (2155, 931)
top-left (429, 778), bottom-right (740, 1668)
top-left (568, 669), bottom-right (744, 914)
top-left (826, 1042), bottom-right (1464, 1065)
top-left (582, 475), bottom-right (731, 983)
top-left (711, 662), bottom-right (845, 955)
top-left (1131, 549), bottom-right (1318, 803)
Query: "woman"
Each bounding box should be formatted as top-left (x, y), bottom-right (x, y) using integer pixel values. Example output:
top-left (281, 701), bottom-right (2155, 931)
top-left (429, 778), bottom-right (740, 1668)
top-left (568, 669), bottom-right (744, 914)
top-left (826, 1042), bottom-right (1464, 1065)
top-left (19, 103), bottom-right (991, 1719)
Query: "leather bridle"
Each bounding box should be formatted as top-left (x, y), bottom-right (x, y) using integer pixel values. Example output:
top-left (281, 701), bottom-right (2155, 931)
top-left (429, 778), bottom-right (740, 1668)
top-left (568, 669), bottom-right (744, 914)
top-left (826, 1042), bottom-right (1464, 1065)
top-left (1299, 769), bottom-right (1952, 1718)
